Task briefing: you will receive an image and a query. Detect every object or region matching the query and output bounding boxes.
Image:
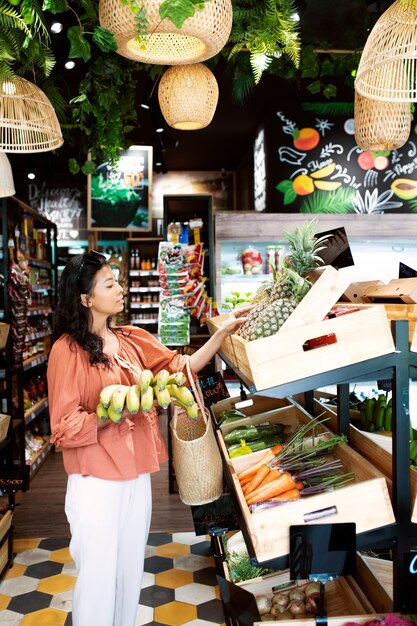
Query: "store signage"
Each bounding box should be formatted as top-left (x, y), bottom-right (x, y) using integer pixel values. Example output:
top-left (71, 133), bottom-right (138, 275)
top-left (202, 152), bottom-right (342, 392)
top-left (402, 552), bottom-right (417, 612)
top-left (198, 371), bottom-right (230, 407)
top-left (28, 182), bottom-right (87, 241)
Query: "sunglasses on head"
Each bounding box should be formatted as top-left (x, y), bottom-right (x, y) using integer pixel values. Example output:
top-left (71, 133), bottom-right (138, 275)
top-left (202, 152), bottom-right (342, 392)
top-left (76, 250), bottom-right (106, 282)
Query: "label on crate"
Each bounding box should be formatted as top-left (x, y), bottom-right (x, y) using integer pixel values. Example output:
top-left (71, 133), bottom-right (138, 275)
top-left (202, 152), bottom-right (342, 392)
top-left (198, 372), bottom-right (230, 407)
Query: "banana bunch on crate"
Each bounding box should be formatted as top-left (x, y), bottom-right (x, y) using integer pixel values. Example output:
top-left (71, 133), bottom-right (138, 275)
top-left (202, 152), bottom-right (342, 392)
top-left (96, 369), bottom-right (199, 423)
top-left (358, 393), bottom-right (392, 433)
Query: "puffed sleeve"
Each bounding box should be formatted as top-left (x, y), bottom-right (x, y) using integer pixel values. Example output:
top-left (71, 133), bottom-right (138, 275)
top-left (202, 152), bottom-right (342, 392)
top-left (47, 336), bottom-right (99, 448)
top-left (120, 326), bottom-right (191, 379)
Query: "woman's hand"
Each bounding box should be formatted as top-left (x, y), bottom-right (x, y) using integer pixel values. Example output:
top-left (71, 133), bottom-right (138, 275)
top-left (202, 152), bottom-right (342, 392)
top-left (218, 304), bottom-right (255, 336)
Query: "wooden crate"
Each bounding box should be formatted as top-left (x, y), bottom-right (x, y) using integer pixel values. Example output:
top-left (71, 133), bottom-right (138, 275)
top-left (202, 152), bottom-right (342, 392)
top-left (362, 278), bottom-right (417, 304)
top-left (219, 547), bottom-right (391, 625)
top-left (210, 393), bottom-right (293, 427)
top-left (309, 399), bottom-right (417, 524)
top-left (207, 290), bottom-right (395, 391)
top-left (0, 509), bottom-right (12, 541)
top-left (216, 404), bottom-right (395, 563)
top-left (335, 301), bottom-right (417, 344)
top-left (342, 280), bottom-right (385, 304)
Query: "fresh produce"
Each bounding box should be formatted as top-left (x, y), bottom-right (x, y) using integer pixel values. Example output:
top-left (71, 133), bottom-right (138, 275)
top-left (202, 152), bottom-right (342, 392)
top-left (97, 369), bottom-right (199, 422)
top-left (224, 423), bottom-right (285, 445)
top-left (237, 418), bottom-right (355, 511)
top-left (238, 220), bottom-right (329, 341)
top-left (228, 437), bottom-right (286, 457)
top-left (222, 290), bottom-right (254, 311)
top-left (256, 578), bottom-right (324, 621)
top-left (218, 409), bottom-right (247, 424)
top-left (358, 393), bottom-right (392, 433)
top-left (224, 531), bottom-right (275, 583)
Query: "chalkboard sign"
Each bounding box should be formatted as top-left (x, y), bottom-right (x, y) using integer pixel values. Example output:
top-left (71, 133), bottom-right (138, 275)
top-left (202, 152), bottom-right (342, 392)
top-left (399, 262), bottom-right (417, 278)
top-left (198, 371), bottom-right (230, 407)
top-left (191, 493), bottom-right (239, 535)
top-left (403, 551), bottom-right (417, 612)
top-left (28, 182), bottom-right (87, 241)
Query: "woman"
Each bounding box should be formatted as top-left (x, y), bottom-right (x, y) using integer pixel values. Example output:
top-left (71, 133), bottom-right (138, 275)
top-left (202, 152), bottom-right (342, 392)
top-left (47, 249), bottom-right (251, 626)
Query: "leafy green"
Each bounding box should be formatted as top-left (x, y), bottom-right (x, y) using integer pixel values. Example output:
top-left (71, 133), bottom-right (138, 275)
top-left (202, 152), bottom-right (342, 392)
top-left (92, 26), bottom-right (117, 53)
top-left (68, 25), bottom-right (91, 61)
top-left (300, 188), bottom-right (357, 214)
top-left (228, 555), bottom-right (274, 583)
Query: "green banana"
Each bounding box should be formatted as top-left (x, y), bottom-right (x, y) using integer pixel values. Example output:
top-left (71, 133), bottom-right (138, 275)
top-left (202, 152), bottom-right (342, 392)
top-left (410, 440), bottom-right (417, 462)
top-left (111, 386), bottom-right (129, 413)
top-left (108, 403), bottom-right (122, 423)
top-left (168, 383), bottom-right (195, 407)
top-left (139, 369), bottom-right (154, 392)
top-left (154, 369), bottom-right (170, 391)
top-left (141, 385), bottom-right (154, 412)
top-left (375, 405), bottom-right (386, 431)
top-left (154, 386), bottom-right (171, 409)
top-left (126, 385), bottom-right (140, 414)
top-left (364, 397), bottom-right (376, 424)
top-left (384, 406), bottom-right (392, 432)
top-left (96, 403), bottom-right (109, 422)
top-left (99, 384), bottom-right (124, 409)
top-left (167, 371), bottom-right (187, 387)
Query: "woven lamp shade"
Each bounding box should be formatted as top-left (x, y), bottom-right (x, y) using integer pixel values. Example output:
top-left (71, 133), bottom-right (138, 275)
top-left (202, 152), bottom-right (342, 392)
top-left (99, 0), bottom-right (232, 64)
top-left (355, 0), bottom-right (417, 102)
top-left (354, 89), bottom-right (411, 151)
top-left (0, 77), bottom-right (63, 152)
top-left (0, 153), bottom-right (15, 197)
top-left (158, 64), bottom-right (219, 130)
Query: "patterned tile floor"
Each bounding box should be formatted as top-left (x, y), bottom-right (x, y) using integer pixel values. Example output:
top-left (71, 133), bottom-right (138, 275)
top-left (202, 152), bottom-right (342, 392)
top-left (0, 533), bottom-right (226, 626)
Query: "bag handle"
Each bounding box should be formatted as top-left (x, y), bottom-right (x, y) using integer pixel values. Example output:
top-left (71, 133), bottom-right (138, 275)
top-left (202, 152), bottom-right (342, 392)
top-left (185, 356), bottom-right (208, 421)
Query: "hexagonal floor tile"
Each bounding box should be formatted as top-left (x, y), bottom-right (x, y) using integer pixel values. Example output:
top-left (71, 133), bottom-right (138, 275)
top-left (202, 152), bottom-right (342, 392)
top-left (144, 556), bottom-right (173, 575)
top-left (190, 542), bottom-right (211, 557)
top-left (0, 608), bottom-right (24, 625)
top-left (0, 594), bottom-right (10, 610)
top-left (20, 607), bottom-right (68, 625)
top-left (154, 600), bottom-right (197, 626)
top-left (13, 539), bottom-right (40, 553)
top-left (182, 620), bottom-right (224, 626)
top-left (175, 583), bottom-right (216, 605)
top-left (25, 560), bottom-right (63, 580)
top-left (145, 544), bottom-right (157, 558)
top-left (155, 568), bottom-right (193, 589)
top-left (193, 567), bottom-right (217, 586)
top-left (14, 549), bottom-right (51, 567)
top-left (38, 538), bottom-right (70, 551)
top-left (61, 561), bottom-right (77, 577)
top-left (173, 554), bottom-right (214, 572)
top-left (3, 563), bottom-right (26, 579)
top-left (197, 598), bottom-right (225, 623)
top-left (8, 590), bottom-right (52, 614)
top-left (155, 543), bottom-right (190, 559)
top-left (142, 571), bottom-right (156, 589)
top-left (135, 603), bottom-right (153, 625)
top-left (172, 533), bottom-right (208, 546)
top-left (37, 574), bottom-right (76, 595)
top-left (0, 576), bottom-right (39, 597)
top-left (146, 533), bottom-right (173, 547)
top-left (49, 548), bottom-right (73, 564)
top-left (140, 584), bottom-right (175, 608)
top-left (49, 589), bottom-right (73, 613)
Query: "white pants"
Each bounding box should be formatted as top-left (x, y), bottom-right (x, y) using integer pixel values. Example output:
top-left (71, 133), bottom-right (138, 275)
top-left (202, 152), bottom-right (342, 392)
top-left (65, 473), bottom-right (152, 626)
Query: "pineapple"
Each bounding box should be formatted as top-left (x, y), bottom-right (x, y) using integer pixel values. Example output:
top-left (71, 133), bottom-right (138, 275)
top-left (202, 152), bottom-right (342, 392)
top-left (238, 220), bottom-right (328, 342)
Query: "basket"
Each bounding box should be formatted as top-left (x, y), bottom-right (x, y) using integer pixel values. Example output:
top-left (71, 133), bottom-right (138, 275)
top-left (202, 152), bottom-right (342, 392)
top-left (0, 413), bottom-right (11, 444)
top-left (170, 358), bottom-right (224, 506)
top-left (354, 89), bottom-right (411, 152)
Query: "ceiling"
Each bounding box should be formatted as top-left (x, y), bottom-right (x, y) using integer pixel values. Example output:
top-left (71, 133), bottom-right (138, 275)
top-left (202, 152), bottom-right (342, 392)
top-left (8, 0), bottom-right (394, 187)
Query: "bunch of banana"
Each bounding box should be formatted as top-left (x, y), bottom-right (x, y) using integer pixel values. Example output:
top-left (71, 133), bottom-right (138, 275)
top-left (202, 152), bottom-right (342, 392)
top-left (358, 393), bottom-right (392, 432)
top-left (96, 368), bottom-right (199, 422)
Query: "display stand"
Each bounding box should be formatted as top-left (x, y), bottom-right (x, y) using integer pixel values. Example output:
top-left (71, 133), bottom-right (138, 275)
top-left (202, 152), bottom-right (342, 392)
top-left (210, 320), bottom-right (417, 616)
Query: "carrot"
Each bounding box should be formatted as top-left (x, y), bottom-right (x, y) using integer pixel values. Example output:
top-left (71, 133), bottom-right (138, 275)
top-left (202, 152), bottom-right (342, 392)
top-left (237, 449), bottom-right (275, 483)
top-left (246, 472), bottom-right (298, 506)
top-left (256, 468), bottom-right (281, 490)
top-left (243, 464), bottom-right (271, 496)
top-left (237, 443), bottom-right (283, 484)
top-left (267, 488), bottom-right (301, 502)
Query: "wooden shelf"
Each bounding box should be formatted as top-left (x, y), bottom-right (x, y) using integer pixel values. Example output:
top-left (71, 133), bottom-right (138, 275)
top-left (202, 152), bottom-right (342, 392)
top-left (27, 438), bottom-right (53, 478)
top-left (22, 351), bottom-right (50, 371)
top-left (24, 397), bottom-right (48, 425)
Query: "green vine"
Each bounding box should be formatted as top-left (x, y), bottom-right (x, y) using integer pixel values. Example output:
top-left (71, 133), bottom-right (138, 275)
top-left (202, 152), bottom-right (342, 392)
top-left (0, 0), bottom-right (361, 173)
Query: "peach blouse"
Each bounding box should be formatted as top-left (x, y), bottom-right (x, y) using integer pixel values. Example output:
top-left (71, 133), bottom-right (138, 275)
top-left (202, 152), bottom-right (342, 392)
top-left (47, 326), bottom-right (188, 480)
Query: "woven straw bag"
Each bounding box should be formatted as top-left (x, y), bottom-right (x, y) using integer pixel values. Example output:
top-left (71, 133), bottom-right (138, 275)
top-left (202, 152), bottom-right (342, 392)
top-left (170, 359), bottom-right (223, 506)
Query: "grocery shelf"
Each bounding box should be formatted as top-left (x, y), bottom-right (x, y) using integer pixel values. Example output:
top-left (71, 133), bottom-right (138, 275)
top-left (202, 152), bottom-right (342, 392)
top-left (27, 307), bottom-right (52, 316)
top-left (27, 438), bottom-right (53, 478)
top-left (24, 397), bottom-right (48, 426)
top-left (25, 330), bottom-right (51, 342)
top-left (129, 270), bottom-right (159, 277)
top-left (131, 318), bottom-right (158, 325)
top-left (22, 351), bottom-right (50, 371)
top-left (130, 303), bottom-right (159, 309)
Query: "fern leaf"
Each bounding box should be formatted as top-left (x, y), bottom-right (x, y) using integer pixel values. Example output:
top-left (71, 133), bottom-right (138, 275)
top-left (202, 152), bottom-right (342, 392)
top-left (250, 52), bottom-right (272, 84)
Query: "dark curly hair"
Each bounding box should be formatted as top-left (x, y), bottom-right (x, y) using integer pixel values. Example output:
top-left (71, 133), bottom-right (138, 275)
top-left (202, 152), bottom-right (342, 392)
top-left (53, 251), bottom-right (114, 367)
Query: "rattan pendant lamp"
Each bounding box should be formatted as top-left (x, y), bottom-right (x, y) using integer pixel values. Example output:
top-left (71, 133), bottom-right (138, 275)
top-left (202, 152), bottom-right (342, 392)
top-left (0, 153), bottom-right (15, 197)
top-left (354, 89), bottom-right (411, 151)
top-left (99, 0), bottom-right (233, 64)
top-left (158, 63), bottom-right (219, 130)
top-left (0, 77), bottom-right (63, 152)
top-left (355, 0), bottom-right (417, 102)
